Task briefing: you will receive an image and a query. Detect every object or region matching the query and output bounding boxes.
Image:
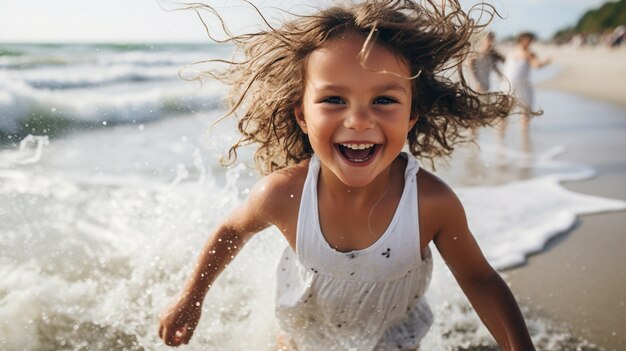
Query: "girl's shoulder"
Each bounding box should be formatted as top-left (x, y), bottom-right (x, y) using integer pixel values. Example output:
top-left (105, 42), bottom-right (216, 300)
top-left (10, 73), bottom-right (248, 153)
top-left (416, 168), bottom-right (456, 203)
top-left (416, 169), bottom-right (466, 243)
top-left (248, 160), bottom-right (310, 214)
top-left (265, 160), bottom-right (310, 191)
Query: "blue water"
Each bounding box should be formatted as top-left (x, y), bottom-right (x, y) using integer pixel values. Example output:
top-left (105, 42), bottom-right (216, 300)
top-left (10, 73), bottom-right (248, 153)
top-left (0, 43), bottom-right (623, 350)
top-left (0, 43), bottom-right (230, 139)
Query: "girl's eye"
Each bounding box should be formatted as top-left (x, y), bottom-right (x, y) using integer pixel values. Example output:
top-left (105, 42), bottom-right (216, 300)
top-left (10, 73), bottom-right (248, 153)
top-left (373, 96), bottom-right (398, 105)
top-left (320, 96), bottom-right (345, 104)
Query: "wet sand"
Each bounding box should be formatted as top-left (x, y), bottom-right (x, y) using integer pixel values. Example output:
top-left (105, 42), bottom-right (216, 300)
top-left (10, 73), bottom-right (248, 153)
top-left (502, 47), bottom-right (626, 351)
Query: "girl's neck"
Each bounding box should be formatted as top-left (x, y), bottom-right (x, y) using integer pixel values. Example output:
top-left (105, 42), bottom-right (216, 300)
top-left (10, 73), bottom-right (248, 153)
top-left (318, 155), bottom-right (405, 205)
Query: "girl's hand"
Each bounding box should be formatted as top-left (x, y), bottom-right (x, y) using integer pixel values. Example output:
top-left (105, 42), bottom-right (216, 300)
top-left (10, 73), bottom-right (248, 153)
top-left (155, 170), bottom-right (287, 347)
top-left (158, 297), bottom-right (202, 347)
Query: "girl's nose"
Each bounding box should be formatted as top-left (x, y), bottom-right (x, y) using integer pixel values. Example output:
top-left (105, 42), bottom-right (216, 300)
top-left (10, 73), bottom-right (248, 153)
top-left (344, 106), bottom-right (374, 132)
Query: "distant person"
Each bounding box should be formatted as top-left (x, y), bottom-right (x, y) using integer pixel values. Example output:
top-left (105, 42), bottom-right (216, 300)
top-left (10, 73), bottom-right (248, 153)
top-left (467, 31), bottom-right (505, 94)
top-left (610, 25), bottom-right (625, 48)
top-left (500, 32), bottom-right (550, 141)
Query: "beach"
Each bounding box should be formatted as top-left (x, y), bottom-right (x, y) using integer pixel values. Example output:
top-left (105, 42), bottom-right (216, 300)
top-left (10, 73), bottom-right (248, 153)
top-left (505, 45), bottom-right (626, 351)
top-left (1, 42), bottom-right (626, 350)
top-left (536, 44), bottom-right (626, 110)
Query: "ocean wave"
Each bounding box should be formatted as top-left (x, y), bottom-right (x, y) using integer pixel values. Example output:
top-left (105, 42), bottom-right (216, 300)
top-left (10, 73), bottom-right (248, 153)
top-left (0, 43), bottom-right (218, 70)
top-left (2, 49), bottom-right (220, 93)
top-left (0, 48), bottom-right (23, 57)
top-left (0, 75), bottom-right (224, 139)
top-left (0, 43), bottom-right (232, 140)
top-left (19, 64), bottom-right (178, 90)
top-left (0, 57), bottom-right (71, 70)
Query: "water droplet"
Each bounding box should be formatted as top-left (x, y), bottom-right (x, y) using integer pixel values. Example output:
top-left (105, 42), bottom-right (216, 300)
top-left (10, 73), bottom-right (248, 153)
top-left (102, 121), bottom-right (107, 126)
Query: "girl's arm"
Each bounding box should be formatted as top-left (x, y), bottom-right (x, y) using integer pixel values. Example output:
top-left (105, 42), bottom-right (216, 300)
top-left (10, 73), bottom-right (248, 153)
top-left (158, 176), bottom-right (281, 347)
top-left (431, 185), bottom-right (535, 351)
top-left (528, 51), bottom-right (551, 68)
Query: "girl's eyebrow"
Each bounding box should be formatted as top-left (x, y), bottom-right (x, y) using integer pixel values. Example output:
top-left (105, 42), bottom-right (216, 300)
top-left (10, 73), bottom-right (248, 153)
top-left (376, 83), bottom-right (408, 93)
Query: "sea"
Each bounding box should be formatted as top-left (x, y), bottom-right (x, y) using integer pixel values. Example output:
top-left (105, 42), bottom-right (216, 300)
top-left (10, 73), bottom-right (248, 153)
top-left (0, 43), bottom-right (624, 350)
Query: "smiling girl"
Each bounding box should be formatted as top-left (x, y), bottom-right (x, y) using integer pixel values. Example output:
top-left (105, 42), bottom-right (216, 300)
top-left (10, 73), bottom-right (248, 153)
top-left (158, 1), bottom-right (534, 350)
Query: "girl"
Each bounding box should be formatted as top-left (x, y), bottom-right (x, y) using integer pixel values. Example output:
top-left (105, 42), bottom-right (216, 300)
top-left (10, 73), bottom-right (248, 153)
top-left (158, 1), bottom-right (535, 350)
top-left (500, 32), bottom-right (551, 139)
top-left (467, 31), bottom-right (505, 94)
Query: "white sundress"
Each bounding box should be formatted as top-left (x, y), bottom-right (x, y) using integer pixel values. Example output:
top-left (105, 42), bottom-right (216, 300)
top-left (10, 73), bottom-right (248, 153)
top-left (275, 153), bottom-right (433, 351)
top-left (503, 53), bottom-right (534, 112)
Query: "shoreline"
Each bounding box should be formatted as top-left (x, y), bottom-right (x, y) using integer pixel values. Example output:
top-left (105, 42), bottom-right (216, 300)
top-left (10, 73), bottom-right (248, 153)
top-left (502, 45), bottom-right (626, 351)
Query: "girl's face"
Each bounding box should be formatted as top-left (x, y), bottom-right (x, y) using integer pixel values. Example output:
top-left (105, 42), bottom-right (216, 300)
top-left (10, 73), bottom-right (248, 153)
top-left (481, 35), bottom-right (494, 51)
top-left (519, 36), bottom-right (533, 49)
top-left (295, 32), bottom-right (416, 188)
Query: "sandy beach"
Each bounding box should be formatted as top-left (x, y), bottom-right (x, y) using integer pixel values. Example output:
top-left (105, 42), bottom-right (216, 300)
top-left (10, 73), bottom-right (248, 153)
top-left (505, 45), bottom-right (626, 351)
top-left (536, 44), bottom-right (626, 110)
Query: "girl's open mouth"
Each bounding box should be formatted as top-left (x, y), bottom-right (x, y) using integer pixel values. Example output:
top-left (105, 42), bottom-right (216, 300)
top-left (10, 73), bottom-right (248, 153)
top-left (336, 143), bottom-right (379, 164)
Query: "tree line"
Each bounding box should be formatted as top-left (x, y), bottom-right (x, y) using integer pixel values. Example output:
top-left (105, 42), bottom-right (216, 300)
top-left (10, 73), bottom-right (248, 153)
top-left (554, 0), bottom-right (626, 41)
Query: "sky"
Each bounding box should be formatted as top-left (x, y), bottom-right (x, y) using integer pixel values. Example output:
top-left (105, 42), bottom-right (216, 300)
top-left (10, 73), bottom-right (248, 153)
top-left (0, 0), bottom-right (612, 43)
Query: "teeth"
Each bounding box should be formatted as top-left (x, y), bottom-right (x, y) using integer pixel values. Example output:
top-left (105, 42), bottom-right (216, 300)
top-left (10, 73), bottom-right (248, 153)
top-left (340, 143), bottom-right (374, 150)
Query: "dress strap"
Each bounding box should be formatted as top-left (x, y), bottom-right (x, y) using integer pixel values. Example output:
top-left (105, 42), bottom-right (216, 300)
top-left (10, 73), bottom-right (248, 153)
top-left (295, 155), bottom-right (322, 261)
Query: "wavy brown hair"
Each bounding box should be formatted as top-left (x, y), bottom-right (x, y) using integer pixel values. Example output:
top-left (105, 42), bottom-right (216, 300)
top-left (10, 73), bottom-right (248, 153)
top-left (182, 0), bottom-right (514, 175)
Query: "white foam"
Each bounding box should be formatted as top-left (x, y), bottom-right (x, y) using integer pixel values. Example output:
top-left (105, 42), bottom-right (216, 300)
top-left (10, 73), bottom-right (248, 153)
top-left (16, 135), bottom-right (49, 164)
top-left (459, 174), bottom-right (626, 269)
top-left (444, 144), bottom-right (626, 269)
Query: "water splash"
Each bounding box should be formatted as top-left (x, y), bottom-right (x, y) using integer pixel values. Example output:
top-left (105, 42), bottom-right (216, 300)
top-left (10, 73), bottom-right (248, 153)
top-left (17, 135), bottom-right (49, 165)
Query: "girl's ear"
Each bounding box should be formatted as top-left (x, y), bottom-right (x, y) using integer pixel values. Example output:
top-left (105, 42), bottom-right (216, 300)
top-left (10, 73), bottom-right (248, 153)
top-left (294, 104), bottom-right (308, 134)
top-left (408, 113), bottom-right (419, 131)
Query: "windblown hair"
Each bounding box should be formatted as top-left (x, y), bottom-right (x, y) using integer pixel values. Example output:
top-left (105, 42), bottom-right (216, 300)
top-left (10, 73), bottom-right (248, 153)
top-left (185, 0), bottom-right (514, 175)
top-left (517, 31), bottom-right (537, 43)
